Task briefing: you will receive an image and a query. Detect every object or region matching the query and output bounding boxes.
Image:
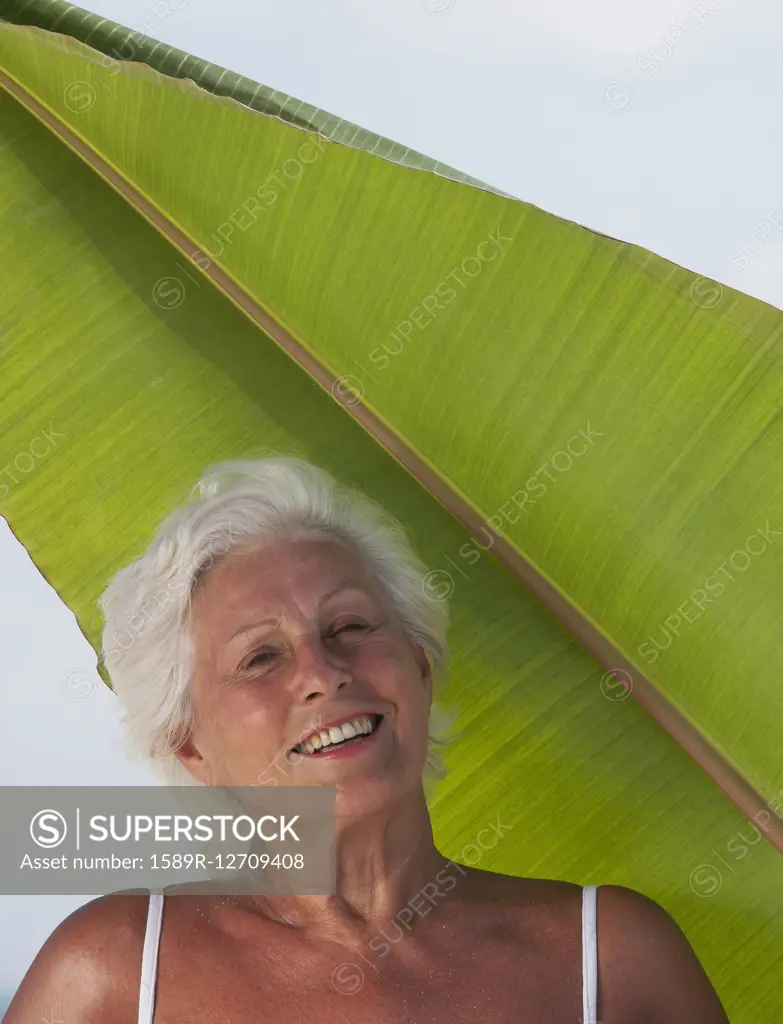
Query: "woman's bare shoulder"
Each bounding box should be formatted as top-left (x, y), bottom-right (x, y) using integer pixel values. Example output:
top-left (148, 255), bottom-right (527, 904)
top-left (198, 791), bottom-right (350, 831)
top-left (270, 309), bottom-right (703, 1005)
top-left (3, 890), bottom-right (152, 1024)
top-left (461, 872), bottom-right (729, 1020)
top-left (593, 884), bottom-right (730, 1021)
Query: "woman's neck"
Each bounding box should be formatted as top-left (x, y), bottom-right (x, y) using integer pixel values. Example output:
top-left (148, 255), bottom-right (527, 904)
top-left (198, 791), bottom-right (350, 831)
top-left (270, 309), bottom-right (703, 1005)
top-left (240, 786), bottom-right (455, 939)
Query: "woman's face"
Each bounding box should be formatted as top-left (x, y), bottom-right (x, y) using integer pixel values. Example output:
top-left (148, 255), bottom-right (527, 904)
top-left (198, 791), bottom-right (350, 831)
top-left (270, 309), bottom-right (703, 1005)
top-left (176, 534), bottom-right (433, 819)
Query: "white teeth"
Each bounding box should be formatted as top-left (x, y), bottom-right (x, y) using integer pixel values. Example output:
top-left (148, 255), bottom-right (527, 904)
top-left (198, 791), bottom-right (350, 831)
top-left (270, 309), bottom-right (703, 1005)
top-left (296, 715), bottom-right (378, 754)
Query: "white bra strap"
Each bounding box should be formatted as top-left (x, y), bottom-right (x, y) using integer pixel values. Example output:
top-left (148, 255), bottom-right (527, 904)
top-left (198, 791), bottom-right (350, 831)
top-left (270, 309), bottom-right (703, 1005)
top-left (581, 885), bottom-right (598, 1024)
top-left (138, 892), bottom-right (165, 1024)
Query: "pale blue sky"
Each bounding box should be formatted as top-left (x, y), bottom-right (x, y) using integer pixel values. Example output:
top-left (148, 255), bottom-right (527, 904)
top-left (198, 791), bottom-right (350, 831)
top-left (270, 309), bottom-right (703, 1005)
top-left (2, 0), bottom-right (783, 1009)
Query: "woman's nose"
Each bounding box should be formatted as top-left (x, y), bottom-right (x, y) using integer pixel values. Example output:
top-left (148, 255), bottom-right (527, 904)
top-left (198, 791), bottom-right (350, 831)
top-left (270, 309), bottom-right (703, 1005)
top-left (295, 634), bottom-right (352, 699)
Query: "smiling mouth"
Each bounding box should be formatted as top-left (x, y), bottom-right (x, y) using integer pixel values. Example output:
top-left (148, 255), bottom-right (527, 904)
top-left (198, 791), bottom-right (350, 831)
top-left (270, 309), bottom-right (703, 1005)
top-left (291, 714), bottom-right (384, 756)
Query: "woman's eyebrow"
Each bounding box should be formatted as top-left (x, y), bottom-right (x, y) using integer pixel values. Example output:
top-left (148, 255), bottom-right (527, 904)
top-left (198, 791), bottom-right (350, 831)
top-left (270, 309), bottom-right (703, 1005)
top-left (227, 582), bottom-right (369, 642)
top-left (229, 616), bottom-right (280, 641)
top-left (319, 580), bottom-right (366, 604)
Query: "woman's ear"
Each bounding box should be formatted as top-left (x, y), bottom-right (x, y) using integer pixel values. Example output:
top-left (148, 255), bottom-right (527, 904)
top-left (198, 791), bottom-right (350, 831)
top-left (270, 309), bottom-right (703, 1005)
top-left (173, 731), bottom-right (213, 785)
top-left (413, 644), bottom-right (432, 691)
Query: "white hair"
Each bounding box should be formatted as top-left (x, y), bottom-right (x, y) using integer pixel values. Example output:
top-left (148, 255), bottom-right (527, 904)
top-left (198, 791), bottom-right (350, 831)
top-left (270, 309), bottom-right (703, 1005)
top-left (98, 455), bottom-right (458, 796)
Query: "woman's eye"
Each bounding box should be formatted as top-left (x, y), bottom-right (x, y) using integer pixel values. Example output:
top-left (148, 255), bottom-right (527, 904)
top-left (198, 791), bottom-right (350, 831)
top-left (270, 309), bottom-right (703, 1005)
top-left (245, 650), bottom-right (276, 669)
top-left (330, 622), bottom-right (368, 637)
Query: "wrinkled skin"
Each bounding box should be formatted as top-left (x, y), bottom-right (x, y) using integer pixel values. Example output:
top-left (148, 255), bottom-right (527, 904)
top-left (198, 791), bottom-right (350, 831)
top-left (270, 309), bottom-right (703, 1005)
top-left (177, 534), bottom-right (434, 831)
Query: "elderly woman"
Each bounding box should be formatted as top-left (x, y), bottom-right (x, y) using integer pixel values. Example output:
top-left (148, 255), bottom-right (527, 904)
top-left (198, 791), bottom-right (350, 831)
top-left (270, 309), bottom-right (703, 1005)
top-left (8, 456), bottom-right (728, 1023)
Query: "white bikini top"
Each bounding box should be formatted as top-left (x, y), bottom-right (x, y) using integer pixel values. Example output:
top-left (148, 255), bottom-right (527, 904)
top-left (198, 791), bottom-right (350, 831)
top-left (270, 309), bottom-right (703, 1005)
top-left (139, 884), bottom-right (599, 1023)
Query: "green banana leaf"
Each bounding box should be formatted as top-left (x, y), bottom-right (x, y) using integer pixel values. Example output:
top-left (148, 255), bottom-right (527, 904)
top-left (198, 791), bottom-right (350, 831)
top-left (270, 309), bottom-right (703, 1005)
top-left (2, 4), bottom-right (783, 1019)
